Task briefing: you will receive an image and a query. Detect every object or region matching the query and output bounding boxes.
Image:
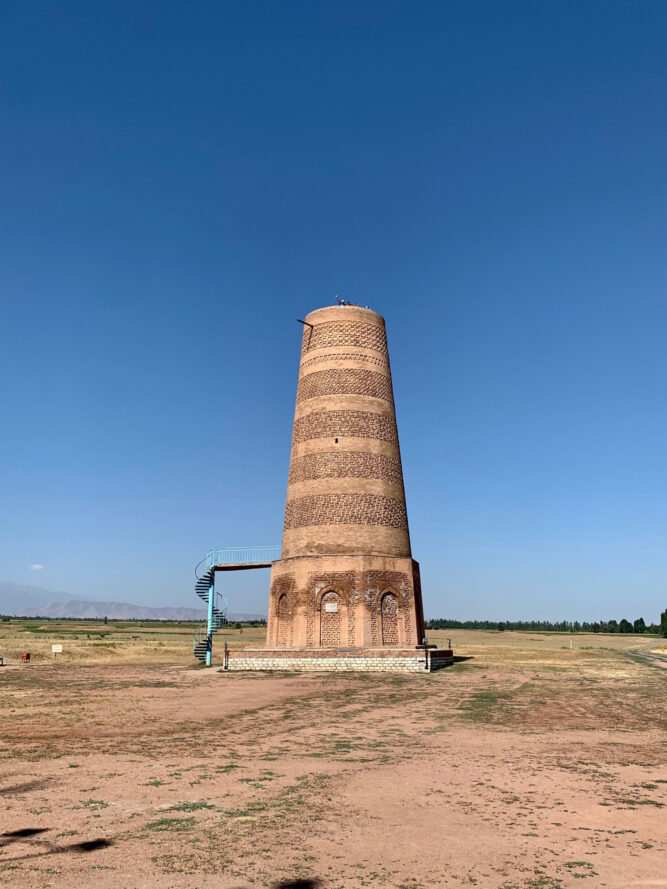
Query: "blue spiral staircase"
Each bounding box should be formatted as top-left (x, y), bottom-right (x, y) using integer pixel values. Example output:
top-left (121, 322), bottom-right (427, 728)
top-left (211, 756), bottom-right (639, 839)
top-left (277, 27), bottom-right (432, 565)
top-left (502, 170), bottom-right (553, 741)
top-left (192, 546), bottom-right (280, 665)
top-left (193, 569), bottom-right (228, 663)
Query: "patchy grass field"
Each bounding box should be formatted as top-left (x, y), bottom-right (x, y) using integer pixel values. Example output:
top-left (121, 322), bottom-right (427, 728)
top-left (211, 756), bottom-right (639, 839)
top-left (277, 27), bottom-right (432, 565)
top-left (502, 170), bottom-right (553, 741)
top-left (0, 629), bottom-right (665, 889)
top-left (0, 618), bottom-right (267, 665)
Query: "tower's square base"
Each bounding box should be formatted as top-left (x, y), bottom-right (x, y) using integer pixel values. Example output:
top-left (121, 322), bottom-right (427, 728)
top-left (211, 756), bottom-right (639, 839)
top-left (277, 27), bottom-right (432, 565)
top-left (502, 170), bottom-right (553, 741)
top-left (267, 554), bottom-right (426, 649)
top-left (224, 647), bottom-right (453, 673)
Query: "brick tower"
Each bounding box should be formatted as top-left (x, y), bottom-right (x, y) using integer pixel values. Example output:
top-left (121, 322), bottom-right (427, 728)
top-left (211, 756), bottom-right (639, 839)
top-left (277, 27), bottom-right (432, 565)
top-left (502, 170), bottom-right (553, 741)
top-left (266, 304), bottom-right (425, 649)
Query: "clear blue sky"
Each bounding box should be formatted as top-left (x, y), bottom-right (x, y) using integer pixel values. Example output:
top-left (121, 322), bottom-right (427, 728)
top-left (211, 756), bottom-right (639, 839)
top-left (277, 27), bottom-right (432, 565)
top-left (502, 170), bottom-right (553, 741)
top-left (1, 1), bottom-right (665, 621)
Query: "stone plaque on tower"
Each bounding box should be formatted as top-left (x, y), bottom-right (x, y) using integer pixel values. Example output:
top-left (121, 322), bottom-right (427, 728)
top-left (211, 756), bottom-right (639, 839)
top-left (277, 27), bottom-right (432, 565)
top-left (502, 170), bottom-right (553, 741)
top-left (266, 304), bottom-right (425, 649)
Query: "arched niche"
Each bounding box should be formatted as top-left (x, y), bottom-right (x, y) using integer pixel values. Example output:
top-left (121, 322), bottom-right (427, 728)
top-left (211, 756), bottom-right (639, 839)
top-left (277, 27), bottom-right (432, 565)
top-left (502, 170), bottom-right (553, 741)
top-left (276, 593), bottom-right (291, 647)
top-left (319, 590), bottom-right (342, 647)
top-left (380, 591), bottom-right (399, 646)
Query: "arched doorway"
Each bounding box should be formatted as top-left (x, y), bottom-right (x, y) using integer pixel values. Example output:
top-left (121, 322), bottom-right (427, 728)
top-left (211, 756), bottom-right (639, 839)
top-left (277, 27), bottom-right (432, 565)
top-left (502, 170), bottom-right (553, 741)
top-left (320, 590), bottom-right (341, 647)
top-left (277, 594), bottom-right (290, 647)
top-left (380, 592), bottom-right (399, 646)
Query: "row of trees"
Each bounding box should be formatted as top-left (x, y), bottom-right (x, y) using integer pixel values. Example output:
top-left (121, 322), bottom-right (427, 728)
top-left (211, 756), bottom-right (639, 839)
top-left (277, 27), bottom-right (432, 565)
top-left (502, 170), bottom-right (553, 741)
top-left (0, 615), bottom-right (268, 627)
top-left (426, 614), bottom-right (667, 636)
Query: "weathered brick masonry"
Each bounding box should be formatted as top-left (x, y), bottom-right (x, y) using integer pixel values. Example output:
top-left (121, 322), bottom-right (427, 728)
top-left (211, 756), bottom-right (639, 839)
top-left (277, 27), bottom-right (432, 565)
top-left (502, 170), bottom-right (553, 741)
top-left (284, 493), bottom-right (408, 530)
top-left (292, 410), bottom-right (399, 446)
top-left (288, 451), bottom-right (404, 485)
top-left (265, 304), bottom-right (427, 658)
top-left (300, 320), bottom-right (388, 356)
top-left (297, 368), bottom-right (394, 404)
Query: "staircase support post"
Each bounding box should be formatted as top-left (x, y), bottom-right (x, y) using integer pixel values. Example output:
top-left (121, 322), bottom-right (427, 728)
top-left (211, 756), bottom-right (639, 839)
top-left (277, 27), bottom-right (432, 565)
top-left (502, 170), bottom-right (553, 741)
top-left (206, 574), bottom-right (215, 666)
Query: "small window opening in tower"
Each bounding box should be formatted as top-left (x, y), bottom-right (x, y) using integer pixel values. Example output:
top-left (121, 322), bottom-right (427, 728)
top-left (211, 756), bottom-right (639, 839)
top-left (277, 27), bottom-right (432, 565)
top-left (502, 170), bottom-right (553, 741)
top-left (334, 438), bottom-right (338, 443)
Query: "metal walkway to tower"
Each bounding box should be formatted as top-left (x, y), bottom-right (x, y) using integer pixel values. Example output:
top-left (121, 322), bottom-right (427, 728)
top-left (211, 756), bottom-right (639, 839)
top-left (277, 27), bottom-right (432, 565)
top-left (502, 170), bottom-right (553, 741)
top-left (193, 546), bottom-right (279, 665)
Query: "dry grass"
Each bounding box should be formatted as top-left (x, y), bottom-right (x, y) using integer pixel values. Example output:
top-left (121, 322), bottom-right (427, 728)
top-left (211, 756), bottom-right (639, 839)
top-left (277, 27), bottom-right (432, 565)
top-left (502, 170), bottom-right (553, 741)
top-left (1, 620), bottom-right (658, 668)
top-left (0, 619), bottom-right (267, 665)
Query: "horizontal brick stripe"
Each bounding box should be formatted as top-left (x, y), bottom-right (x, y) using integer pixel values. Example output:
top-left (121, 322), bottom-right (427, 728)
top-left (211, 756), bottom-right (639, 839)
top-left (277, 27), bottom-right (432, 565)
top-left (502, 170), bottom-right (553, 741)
top-left (300, 352), bottom-right (388, 370)
top-left (288, 451), bottom-right (404, 484)
top-left (297, 368), bottom-right (393, 404)
top-left (292, 410), bottom-right (398, 445)
top-left (284, 493), bottom-right (408, 530)
top-left (301, 320), bottom-right (388, 356)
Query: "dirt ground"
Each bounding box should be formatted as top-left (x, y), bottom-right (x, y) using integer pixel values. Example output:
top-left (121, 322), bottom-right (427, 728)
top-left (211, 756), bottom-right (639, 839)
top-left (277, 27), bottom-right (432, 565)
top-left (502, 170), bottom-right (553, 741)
top-left (1, 630), bottom-right (666, 889)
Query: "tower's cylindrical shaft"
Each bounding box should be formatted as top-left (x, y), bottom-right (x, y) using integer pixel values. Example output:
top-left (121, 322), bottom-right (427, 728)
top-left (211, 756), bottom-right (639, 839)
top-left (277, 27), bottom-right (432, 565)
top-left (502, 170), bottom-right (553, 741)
top-left (281, 305), bottom-right (411, 559)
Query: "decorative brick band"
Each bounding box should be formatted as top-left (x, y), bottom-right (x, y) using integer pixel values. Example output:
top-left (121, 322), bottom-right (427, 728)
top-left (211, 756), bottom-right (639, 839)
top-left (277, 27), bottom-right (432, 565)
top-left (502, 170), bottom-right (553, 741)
top-left (300, 352), bottom-right (388, 370)
top-left (302, 321), bottom-right (388, 356)
top-left (297, 368), bottom-right (393, 405)
top-left (284, 493), bottom-right (408, 530)
top-left (292, 410), bottom-right (398, 445)
top-left (288, 451), bottom-right (404, 485)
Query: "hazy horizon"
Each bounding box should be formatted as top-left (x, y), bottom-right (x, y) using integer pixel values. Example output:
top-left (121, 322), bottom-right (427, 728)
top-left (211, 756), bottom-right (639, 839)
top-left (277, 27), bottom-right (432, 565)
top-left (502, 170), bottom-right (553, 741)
top-left (0, 578), bottom-right (662, 626)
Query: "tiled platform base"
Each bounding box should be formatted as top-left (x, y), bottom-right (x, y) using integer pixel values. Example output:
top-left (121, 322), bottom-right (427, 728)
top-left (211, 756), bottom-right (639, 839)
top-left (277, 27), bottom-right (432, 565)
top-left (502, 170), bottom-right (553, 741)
top-left (224, 647), bottom-right (454, 673)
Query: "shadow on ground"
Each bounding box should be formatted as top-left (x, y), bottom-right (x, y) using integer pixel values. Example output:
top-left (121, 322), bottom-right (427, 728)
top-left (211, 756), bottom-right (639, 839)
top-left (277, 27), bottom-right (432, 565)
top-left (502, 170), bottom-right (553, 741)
top-left (0, 826), bottom-right (112, 861)
top-left (229, 880), bottom-right (322, 889)
top-left (2, 831), bottom-right (318, 888)
top-left (274, 881), bottom-right (322, 889)
top-left (0, 778), bottom-right (56, 795)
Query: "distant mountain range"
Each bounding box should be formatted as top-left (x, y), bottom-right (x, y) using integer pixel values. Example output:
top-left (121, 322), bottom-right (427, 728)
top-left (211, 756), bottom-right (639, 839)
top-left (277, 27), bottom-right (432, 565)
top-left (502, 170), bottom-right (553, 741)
top-left (0, 581), bottom-right (265, 622)
top-left (0, 580), bottom-right (73, 614)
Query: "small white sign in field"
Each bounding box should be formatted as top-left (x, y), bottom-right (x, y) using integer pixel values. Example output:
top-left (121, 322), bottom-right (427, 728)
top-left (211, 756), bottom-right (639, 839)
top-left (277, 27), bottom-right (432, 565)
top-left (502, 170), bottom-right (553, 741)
top-left (325, 602), bottom-right (338, 613)
top-left (51, 644), bottom-right (63, 654)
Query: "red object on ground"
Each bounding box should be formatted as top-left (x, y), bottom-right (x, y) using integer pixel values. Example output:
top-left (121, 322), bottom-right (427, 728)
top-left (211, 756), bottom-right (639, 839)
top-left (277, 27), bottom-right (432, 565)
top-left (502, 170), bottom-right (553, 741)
top-left (21, 652), bottom-right (30, 663)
